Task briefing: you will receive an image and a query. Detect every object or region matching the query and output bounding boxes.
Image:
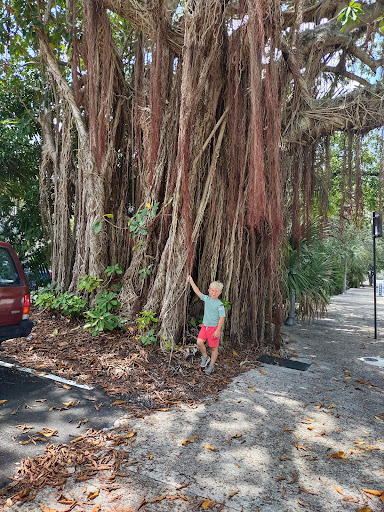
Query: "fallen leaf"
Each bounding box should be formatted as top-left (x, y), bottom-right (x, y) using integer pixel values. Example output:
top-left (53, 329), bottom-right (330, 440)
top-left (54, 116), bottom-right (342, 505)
top-left (307, 426), bottom-right (315, 431)
top-left (354, 441), bottom-right (365, 445)
top-left (330, 451), bottom-right (347, 459)
top-left (91, 506), bottom-right (101, 512)
top-left (18, 488), bottom-right (31, 498)
top-left (88, 489), bottom-right (100, 500)
top-left (200, 497), bottom-right (217, 509)
top-left (232, 434), bottom-right (242, 438)
top-left (283, 426), bottom-right (294, 431)
top-left (315, 404), bottom-right (323, 409)
top-left (335, 485), bottom-right (344, 495)
top-left (150, 495), bottom-right (166, 503)
top-left (176, 484), bottom-right (189, 490)
top-left (358, 508), bottom-right (373, 512)
top-left (70, 436), bottom-right (85, 443)
top-left (57, 496), bottom-right (75, 504)
top-left (249, 389), bottom-right (257, 392)
top-left (37, 428), bottom-right (58, 437)
top-left (39, 505), bottom-right (56, 512)
top-left (147, 452), bottom-right (153, 460)
top-left (62, 401), bottom-right (78, 407)
top-left (232, 350), bottom-right (240, 357)
top-left (343, 496), bottom-right (359, 502)
top-left (276, 476), bottom-right (286, 482)
top-left (234, 463), bottom-right (241, 467)
top-left (287, 474), bottom-right (297, 484)
top-left (279, 456), bottom-right (291, 461)
top-left (304, 418), bottom-right (315, 422)
top-left (112, 400), bottom-right (127, 406)
top-left (15, 424), bottom-right (33, 431)
top-left (204, 445), bottom-right (218, 451)
top-left (228, 490), bottom-right (239, 498)
top-left (181, 438), bottom-right (195, 446)
top-left (259, 369), bottom-right (267, 375)
top-left (297, 498), bottom-right (307, 507)
top-left (362, 489), bottom-right (384, 496)
top-left (126, 431), bottom-right (136, 438)
top-left (299, 487), bottom-right (318, 495)
top-left (365, 446), bottom-right (380, 451)
top-left (328, 404), bottom-right (336, 408)
top-left (62, 384), bottom-right (71, 390)
top-left (0, 400), bottom-right (8, 404)
top-left (177, 494), bottom-right (190, 502)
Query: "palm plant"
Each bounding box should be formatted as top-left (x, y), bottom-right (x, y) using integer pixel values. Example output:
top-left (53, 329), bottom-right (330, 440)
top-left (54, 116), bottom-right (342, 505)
top-left (285, 227), bottom-right (333, 324)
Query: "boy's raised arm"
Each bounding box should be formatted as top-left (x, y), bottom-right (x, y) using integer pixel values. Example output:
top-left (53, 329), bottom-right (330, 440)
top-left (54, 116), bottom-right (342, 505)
top-left (187, 275), bottom-right (202, 298)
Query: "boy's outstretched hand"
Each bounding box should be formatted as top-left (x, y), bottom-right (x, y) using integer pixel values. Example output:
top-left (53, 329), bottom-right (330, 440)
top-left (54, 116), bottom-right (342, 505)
top-left (187, 276), bottom-right (202, 298)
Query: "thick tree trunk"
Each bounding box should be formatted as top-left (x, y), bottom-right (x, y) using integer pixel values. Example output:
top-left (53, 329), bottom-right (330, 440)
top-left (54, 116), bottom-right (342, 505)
top-left (32, 0), bottom-right (384, 350)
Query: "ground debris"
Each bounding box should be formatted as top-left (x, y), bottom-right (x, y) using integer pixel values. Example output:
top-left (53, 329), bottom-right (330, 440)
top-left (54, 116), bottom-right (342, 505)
top-left (1, 427), bottom-right (132, 506)
top-left (1, 310), bottom-right (260, 414)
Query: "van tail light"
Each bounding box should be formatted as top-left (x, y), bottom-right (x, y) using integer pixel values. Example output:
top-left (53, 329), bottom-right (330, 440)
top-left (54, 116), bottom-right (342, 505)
top-left (22, 294), bottom-right (31, 318)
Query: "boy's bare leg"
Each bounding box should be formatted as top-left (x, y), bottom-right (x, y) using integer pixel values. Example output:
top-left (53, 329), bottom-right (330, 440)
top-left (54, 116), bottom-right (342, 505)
top-left (210, 346), bottom-right (219, 366)
top-left (197, 338), bottom-right (207, 357)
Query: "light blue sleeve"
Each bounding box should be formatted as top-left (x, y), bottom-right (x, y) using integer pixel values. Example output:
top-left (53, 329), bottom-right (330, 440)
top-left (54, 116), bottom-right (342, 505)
top-left (201, 294), bottom-right (208, 302)
top-left (218, 304), bottom-right (226, 317)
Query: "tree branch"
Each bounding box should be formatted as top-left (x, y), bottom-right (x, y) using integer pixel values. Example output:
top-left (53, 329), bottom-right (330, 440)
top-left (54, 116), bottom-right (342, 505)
top-left (323, 66), bottom-right (371, 87)
top-left (300, 0), bottom-right (384, 54)
top-left (282, 0), bottom-right (345, 30)
top-left (95, 0), bottom-right (183, 54)
top-left (284, 82), bottom-right (384, 146)
top-left (36, 28), bottom-right (87, 140)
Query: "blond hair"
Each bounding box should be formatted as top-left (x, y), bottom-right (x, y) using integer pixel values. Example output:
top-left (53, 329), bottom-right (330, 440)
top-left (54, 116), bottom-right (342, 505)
top-left (209, 280), bottom-right (224, 290)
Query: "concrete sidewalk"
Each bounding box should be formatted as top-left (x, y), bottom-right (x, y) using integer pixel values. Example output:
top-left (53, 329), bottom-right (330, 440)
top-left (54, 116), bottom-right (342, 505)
top-left (5, 286), bottom-right (384, 512)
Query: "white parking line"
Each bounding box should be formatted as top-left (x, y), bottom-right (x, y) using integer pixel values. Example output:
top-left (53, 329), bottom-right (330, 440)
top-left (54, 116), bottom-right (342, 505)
top-left (0, 359), bottom-right (94, 390)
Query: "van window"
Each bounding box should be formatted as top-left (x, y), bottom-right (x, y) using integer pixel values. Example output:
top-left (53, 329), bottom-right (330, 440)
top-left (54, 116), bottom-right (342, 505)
top-left (0, 248), bottom-right (21, 286)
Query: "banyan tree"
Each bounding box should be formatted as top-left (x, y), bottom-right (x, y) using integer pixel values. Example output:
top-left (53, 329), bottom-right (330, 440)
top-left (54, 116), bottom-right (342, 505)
top-left (4, 0), bottom-right (384, 348)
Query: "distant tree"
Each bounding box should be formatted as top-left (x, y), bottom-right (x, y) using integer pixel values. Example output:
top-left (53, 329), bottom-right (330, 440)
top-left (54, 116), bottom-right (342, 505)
top-left (0, 73), bottom-right (49, 278)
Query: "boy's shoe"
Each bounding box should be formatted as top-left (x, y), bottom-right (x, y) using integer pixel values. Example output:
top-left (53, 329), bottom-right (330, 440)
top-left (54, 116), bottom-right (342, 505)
top-left (200, 355), bottom-right (211, 368)
top-left (204, 364), bottom-right (215, 375)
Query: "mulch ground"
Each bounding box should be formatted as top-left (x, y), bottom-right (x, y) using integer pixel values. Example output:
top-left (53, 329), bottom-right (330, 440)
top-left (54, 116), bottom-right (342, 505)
top-left (0, 311), bottom-right (274, 509)
top-left (0, 309), bottom-right (264, 415)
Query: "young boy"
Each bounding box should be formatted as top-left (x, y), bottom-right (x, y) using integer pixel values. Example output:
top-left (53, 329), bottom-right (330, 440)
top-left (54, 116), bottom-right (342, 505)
top-left (187, 276), bottom-right (225, 375)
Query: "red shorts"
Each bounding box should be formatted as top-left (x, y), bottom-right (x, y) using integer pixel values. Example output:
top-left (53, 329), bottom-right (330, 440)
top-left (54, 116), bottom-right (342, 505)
top-left (198, 324), bottom-right (220, 348)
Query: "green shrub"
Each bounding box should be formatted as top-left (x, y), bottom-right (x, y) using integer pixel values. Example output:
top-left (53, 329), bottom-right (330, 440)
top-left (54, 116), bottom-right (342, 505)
top-left (52, 292), bottom-right (87, 317)
top-left (33, 290), bottom-right (56, 310)
top-left (83, 308), bottom-right (126, 337)
top-left (137, 310), bottom-right (159, 346)
top-left (83, 289), bottom-right (126, 336)
top-left (78, 274), bottom-right (102, 293)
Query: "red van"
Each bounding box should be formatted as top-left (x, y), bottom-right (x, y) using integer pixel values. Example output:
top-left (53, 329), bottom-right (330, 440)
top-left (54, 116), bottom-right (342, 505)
top-left (0, 241), bottom-right (34, 343)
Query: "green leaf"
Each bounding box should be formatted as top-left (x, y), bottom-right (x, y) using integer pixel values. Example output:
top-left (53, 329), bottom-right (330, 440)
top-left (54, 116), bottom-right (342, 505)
top-left (93, 219), bottom-right (103, 234)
